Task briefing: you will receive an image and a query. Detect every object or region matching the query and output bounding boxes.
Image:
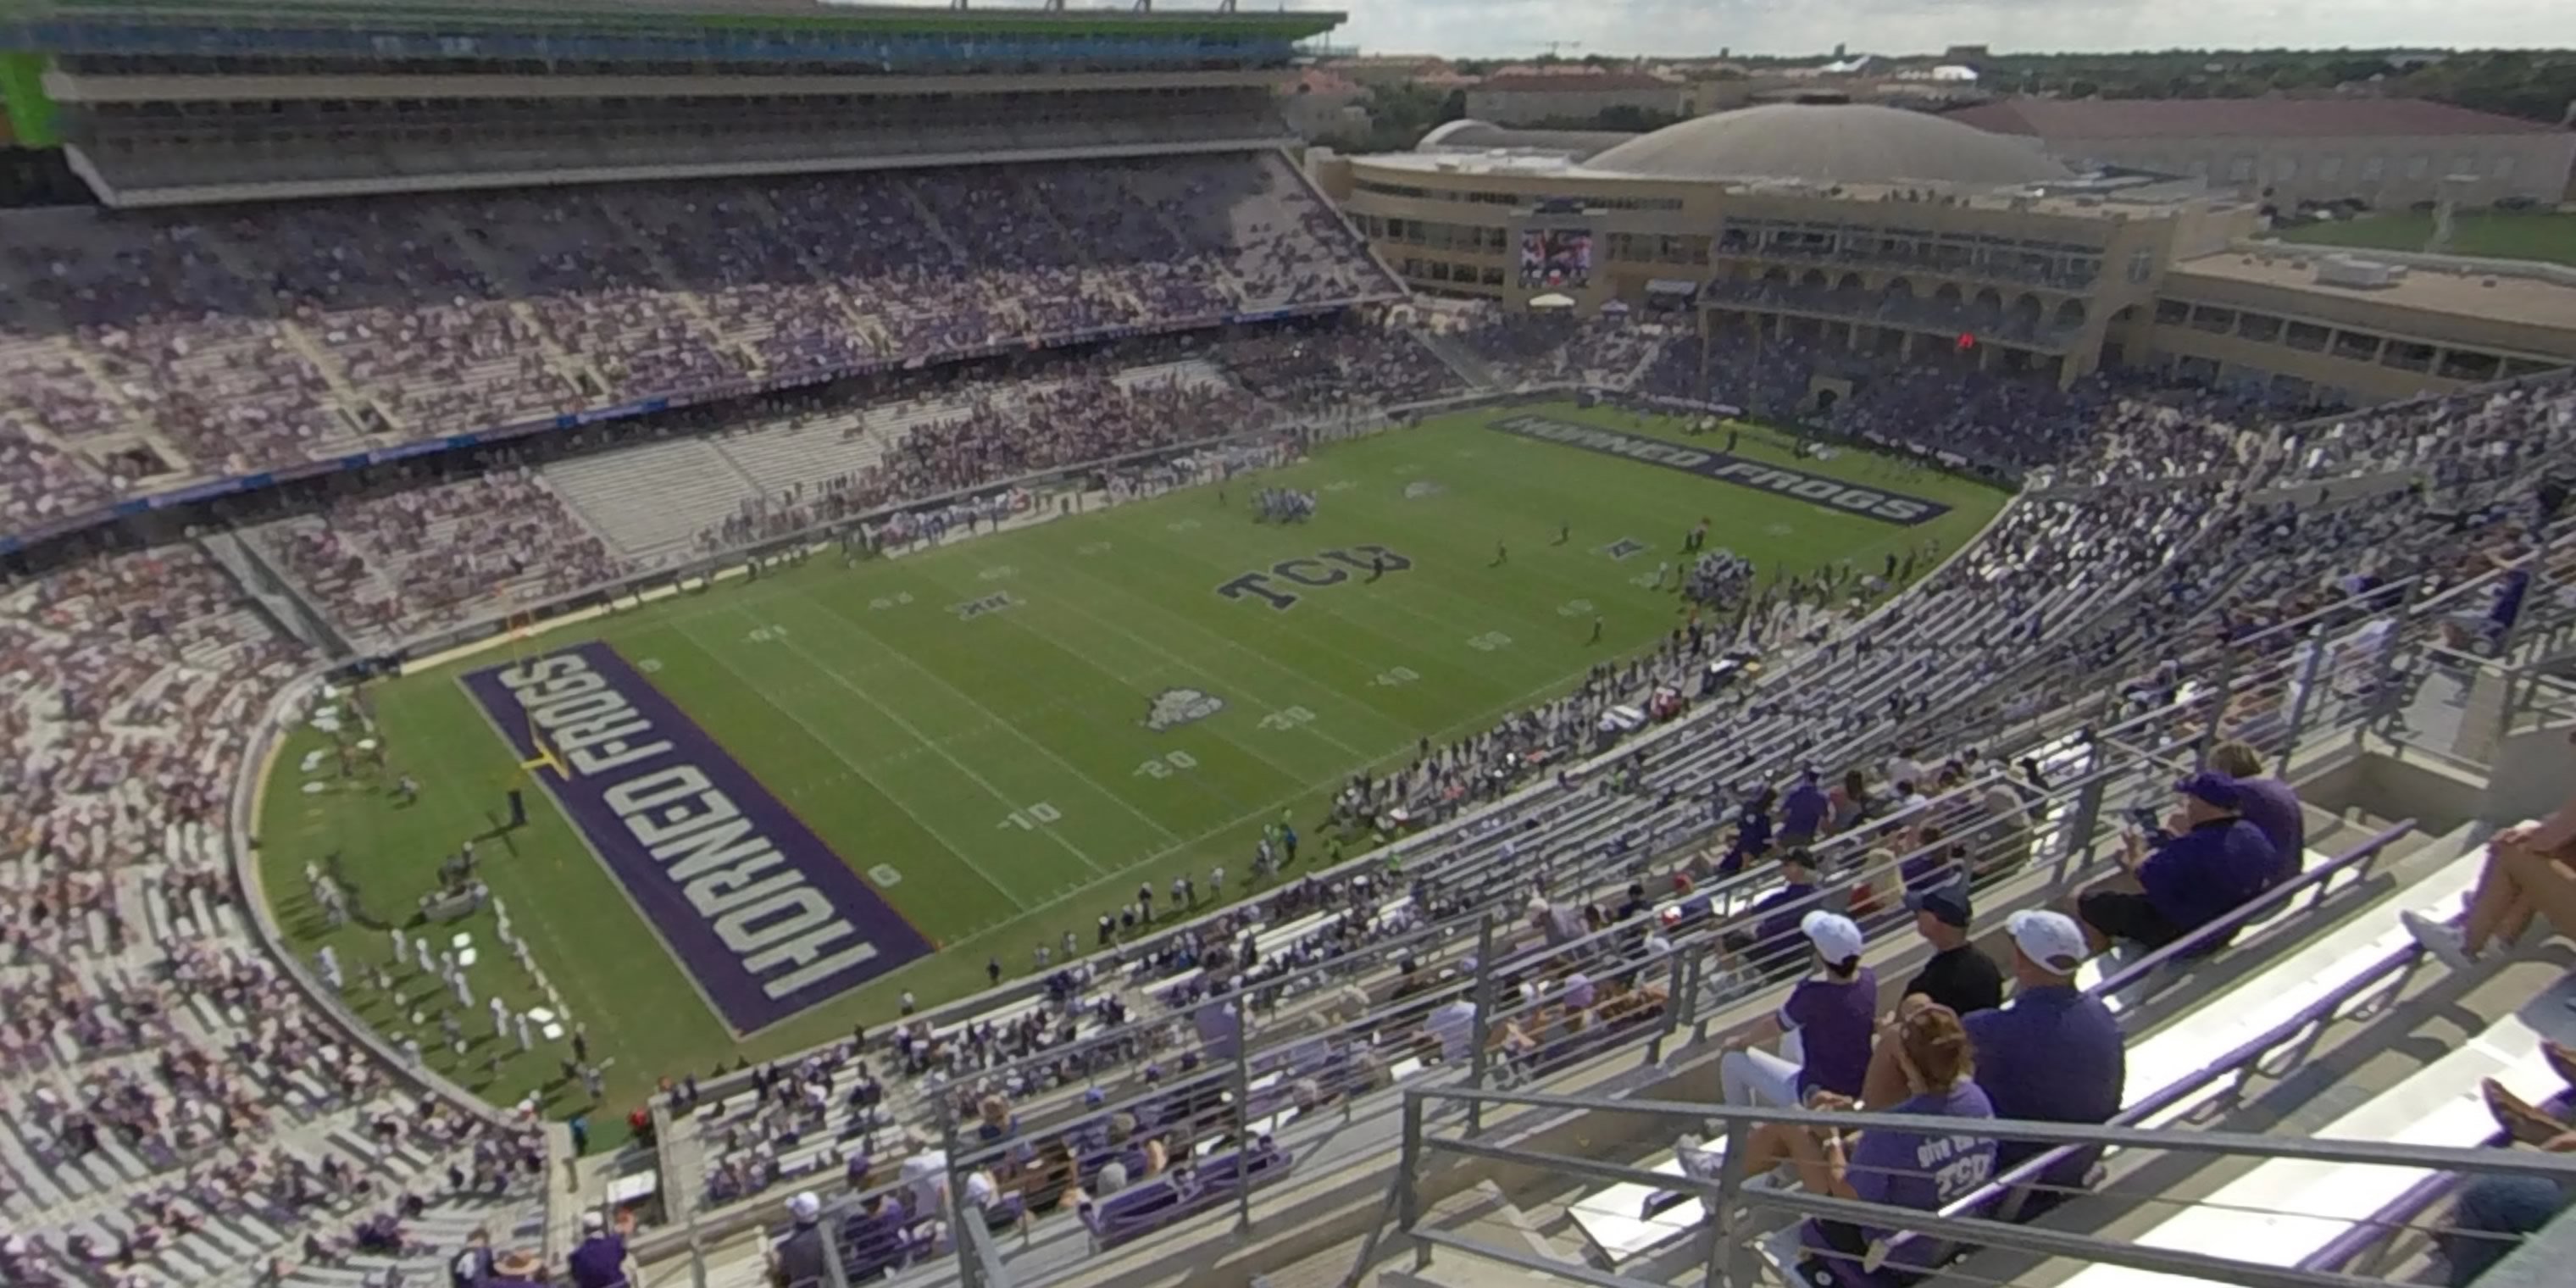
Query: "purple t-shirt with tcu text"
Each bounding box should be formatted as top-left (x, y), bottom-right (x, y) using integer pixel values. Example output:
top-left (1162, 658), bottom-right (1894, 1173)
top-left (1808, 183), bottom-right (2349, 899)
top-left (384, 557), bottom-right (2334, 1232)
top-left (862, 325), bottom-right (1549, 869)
top-left (1780, 969), bottom-right (1877, 1098)
top-left (1846, 1081), bottom-right (1998, 1234)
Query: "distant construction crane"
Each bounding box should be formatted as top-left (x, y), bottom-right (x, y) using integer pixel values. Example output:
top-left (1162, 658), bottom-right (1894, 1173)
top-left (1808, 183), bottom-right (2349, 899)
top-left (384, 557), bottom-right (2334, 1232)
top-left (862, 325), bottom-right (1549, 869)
top-left (1539, 41), bottom-right (1586, 57)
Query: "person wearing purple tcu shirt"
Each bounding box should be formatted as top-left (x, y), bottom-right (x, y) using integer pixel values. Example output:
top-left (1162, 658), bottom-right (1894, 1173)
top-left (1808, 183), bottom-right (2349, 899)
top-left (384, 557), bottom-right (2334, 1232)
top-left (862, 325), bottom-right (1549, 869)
top-left (2209, 741), bottom-right (2307, 891)
top-left (1736, 1007), bottom-right (1997, 1275)
top-left (1718, 911), bottom-right (1876, 1108)
top-left (2076, 773), bottom-right (2275, 952)
top-left (1779, 769), bottom-right (1830, 847)
top-left (1961, 911), bottom-right (2124, 1168)
top-left (565, 1209), bottom-right (633, 1288)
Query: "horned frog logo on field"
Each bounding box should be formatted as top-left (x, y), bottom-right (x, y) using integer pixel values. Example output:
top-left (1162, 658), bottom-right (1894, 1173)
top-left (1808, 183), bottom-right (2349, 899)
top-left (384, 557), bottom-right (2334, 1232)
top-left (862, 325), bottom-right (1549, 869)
top-left (1143, 687), bottom-right (1225, 731)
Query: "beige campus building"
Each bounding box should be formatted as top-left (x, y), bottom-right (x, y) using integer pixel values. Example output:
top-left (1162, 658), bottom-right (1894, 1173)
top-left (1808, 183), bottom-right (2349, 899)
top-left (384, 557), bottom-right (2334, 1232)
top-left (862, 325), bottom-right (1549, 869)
top-left (1946, 97), bottom-right (2576, 212)
top-left (1313, 103), bottom-right (2576, 408)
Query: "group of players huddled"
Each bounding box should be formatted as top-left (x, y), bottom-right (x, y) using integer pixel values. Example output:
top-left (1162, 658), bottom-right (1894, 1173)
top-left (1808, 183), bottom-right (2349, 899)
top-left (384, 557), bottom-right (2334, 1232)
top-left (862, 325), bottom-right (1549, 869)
top-left (1250, 486), bottom-right (1319, 524)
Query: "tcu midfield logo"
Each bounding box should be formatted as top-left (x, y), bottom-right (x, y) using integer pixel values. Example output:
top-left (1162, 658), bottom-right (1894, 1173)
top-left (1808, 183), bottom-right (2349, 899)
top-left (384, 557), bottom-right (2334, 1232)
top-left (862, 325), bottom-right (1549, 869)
top-left (1215, 545), bottom-right (1413, 611)
top-left (1142, 687), bottom-right (1227, 731)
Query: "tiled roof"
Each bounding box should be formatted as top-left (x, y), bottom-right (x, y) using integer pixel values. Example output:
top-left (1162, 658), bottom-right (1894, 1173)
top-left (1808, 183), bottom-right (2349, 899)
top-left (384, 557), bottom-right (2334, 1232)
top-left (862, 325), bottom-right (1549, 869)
top-left (1476, 72), bottom-right (1679, 94)
top-left (1945, 97), bottom-right (2562, 140)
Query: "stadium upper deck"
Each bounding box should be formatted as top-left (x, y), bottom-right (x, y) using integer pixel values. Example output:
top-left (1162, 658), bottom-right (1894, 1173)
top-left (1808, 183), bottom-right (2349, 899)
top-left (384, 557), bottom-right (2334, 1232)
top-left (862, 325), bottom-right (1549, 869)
top-left (0, 0), bottom-right (1345, 202)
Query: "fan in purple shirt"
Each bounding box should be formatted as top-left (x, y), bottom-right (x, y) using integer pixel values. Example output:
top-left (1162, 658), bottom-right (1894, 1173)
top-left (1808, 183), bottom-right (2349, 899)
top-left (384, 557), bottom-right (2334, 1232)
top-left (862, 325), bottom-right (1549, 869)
top-left (2076, 774), bottom-right (2275, 952)
top-left (1780, 769), bottom-right (1829, 845)
top-left (2212, 742), bottom-right (2306, 889)
top-left (1736, 1008), bottom-right (1997, 1276)
top-left (1723, 847), bottom-right (1822, 977)
top-left (566, 1211), bottom-right (632, 1288)
top-left (1719, 911), bottom-right (1876, 1108)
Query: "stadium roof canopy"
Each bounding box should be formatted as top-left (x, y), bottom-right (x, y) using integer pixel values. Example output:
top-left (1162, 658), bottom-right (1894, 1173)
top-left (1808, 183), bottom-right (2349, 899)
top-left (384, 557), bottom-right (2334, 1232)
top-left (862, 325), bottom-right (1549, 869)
top-left (0, 0), bottom-right (1345, 38)
top-left (1582, 103), bottom-right (2072, 187)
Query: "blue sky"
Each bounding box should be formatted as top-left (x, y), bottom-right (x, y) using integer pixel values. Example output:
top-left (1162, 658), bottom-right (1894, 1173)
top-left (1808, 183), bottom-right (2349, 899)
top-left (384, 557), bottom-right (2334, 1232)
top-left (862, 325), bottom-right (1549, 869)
top-left (1291, 0), bottom-right (2576, 59)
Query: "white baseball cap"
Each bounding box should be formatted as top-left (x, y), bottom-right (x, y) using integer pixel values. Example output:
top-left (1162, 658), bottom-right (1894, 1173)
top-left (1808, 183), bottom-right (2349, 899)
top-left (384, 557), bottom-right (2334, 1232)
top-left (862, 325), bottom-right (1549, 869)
top-left (581, 1210), bottom-right (607, 1232)
top-left (787, 1191), bottom-right (821, 1223)
top-left (2007, 910), bottom-right (2090, 974)
top-left (1799, 910), bottom-right (1865, 963)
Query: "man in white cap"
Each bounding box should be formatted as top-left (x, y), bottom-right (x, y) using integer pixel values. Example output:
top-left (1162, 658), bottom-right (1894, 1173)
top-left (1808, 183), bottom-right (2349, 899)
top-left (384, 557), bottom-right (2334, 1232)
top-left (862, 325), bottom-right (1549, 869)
top-left (1960, 910), bottom-right (2125, 1167)
top-left (565, 1209), bottom-right (632, 1288)
top-left (1718, 910), bottom-right (1876, 1108)
top-left (767, 1191), bottom-right (828, 1286)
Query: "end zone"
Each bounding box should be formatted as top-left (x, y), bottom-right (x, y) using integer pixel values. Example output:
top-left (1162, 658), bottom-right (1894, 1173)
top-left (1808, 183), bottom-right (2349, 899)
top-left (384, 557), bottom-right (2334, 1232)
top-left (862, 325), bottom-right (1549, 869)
top-left (459, 641), bottom-right (931, 1033)
top-left (1486, 414), bottom-right (1952, 525)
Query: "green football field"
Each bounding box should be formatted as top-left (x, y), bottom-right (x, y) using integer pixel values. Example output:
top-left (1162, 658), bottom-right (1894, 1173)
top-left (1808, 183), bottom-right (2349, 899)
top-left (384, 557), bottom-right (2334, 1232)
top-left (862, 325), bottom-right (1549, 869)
top-left (253, 400), bottom-right (2005, 1136)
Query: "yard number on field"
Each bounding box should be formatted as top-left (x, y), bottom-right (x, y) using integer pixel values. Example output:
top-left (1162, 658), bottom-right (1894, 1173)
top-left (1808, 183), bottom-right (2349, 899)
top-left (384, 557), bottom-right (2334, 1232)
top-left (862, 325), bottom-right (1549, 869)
top-left (999, 802), bottom-right (1064, 830)
top-left (1556, 600), bottom-right (1594, 618)
top-left (869, 591), bottom-right (915, 611)
top-left (1467, 631), bottom-right (1514, 652)
top-left (1260, 706), bottom-right (1318, 732)
top-left (1078, 541), bottom-right (1114, 557)
top-left (1370, 666), bottom-right (1420, 688)
top-left (747, 625), bottom-right (791, 643)
top-left (1135, 750), bottom-right (1201, 780)
top-left (868, 864), bottom-right (902, 887)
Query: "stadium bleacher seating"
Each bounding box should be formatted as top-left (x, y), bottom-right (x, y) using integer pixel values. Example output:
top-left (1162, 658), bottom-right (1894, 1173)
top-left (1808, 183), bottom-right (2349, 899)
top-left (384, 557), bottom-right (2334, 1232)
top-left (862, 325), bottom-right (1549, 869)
top-left (0, 549), bottom-right (551, 1288)
top-left (0, 153), bottom-right (1397, 536)
top-left (649, 367), bottom-right (2574, 1287)
top-left (6, 119), bottom-right (2576, 1288)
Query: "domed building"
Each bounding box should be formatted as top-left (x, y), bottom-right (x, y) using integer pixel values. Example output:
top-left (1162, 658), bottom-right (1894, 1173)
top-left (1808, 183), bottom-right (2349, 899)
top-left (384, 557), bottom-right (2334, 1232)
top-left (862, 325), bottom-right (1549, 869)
top-left (1311, 100), bottom-right (2576, 402)
top-left (1580, 103), bottom-right (2074, 187)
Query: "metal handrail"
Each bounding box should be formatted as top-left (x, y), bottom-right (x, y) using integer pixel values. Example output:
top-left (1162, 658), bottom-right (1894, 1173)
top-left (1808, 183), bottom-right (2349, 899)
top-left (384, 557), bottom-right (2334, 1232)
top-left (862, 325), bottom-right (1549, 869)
top-left (1396, 1089), bottom-right (2576, 1288)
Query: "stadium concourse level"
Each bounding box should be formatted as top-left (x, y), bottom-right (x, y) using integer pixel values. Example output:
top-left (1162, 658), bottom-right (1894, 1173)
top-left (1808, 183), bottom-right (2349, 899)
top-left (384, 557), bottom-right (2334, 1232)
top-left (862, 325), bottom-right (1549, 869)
top-left (0, 548), bottom-right (552, 1288)
top-left (651, 372), bottom-right (2576, 1283)
top-left (0, 150), bottom-right (1396, 536)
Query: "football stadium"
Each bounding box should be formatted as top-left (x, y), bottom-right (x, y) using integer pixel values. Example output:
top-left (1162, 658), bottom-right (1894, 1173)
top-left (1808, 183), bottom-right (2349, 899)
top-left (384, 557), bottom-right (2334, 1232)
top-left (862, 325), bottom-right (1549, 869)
top-left (3, 4), bottom-right (2576, 1288)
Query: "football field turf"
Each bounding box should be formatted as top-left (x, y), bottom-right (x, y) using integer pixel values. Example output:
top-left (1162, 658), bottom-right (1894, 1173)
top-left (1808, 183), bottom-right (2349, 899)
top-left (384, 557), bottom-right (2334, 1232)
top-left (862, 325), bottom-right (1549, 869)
top-left (254, 400), bottom-right (2006, 1130)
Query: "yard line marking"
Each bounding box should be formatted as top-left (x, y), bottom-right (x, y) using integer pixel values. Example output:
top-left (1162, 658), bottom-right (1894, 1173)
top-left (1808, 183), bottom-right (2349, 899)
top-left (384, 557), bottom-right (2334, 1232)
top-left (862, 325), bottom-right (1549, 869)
top-left (1031, 552), bottom-right (1411, 760)
top-left (946, 565), bottom-right (1333, 786)
top-left (922, 652), bottom-right (1623, 947)
top-left (662, 613), bottom-right (1039, 912)
top-left (734, 600), bottom-right (1132, 877)
top-left (847, 573), bottom-right (1293, 824)
top-left (783, 592), bottom-right (1189, 856)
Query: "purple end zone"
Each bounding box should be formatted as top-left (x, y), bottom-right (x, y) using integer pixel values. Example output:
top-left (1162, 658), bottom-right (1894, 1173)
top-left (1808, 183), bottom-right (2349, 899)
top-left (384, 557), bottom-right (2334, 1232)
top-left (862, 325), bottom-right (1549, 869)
top-left (460, 641), bottom-right (931, 1033)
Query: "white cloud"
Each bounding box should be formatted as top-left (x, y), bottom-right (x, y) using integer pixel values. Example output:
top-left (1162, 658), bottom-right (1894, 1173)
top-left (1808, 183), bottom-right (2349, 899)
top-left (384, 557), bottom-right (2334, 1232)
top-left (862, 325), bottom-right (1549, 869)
top-left (1295, 0), bottom-right (2576, 58)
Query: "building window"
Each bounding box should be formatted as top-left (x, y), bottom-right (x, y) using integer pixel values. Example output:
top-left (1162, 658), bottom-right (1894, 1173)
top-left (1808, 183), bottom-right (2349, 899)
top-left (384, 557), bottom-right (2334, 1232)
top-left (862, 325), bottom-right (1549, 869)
top-left (2240, 314), bottom-right (2283, 342)
top-left (2285, 322), bottom-right (2330, 352)
top-left (2189, 158), bottom-right (2210, 178)
top-left (2493, 155), bottom-right (2518, 180)
top-left (2227, 156), bottom-right (2255, 182)
top-left (2438, 350), bottom-right (2500, 380)
top-left (2274, 157), bottom-right (2299, 182)
top-left (2384, 340), bottom-right (2436, 372)
top-left (2361, 155), bottom-right (2385, 181)
top-left (2403, 154), bottom-right (2429, 179)
top-left (2128, 250), bottom-right (2155, 285)
top-left (2318, 155), bottom-right (2344, 181)
top-left (1481, 266), bottom-right (1505, 286)
top-left (2155, 298), bottom-right (2190, 325)
top-left (2452, 155), bottom-right (2478, 177)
